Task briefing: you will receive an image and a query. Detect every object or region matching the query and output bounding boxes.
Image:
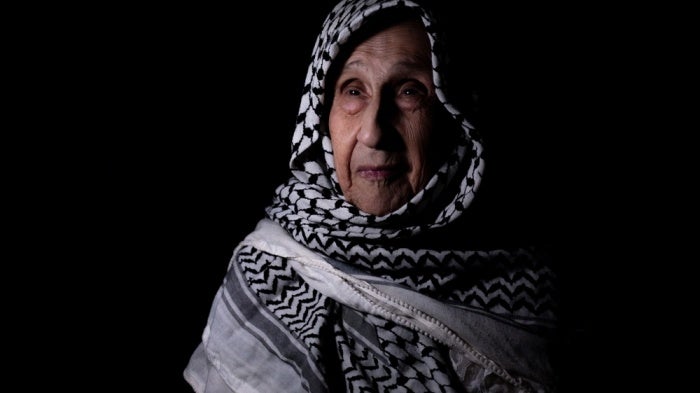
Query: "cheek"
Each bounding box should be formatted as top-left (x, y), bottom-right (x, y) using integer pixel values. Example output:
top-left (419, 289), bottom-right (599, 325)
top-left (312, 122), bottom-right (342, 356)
top-left (402, 112), bottom-right (440, 190)
top-left (328, 109), bottom-right (354, 189)
top-left (403, 113), bottom-right (433, 161)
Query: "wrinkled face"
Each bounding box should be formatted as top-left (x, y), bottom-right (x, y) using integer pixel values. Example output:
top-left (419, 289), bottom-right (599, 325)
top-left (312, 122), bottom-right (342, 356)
top-left (329, 19), bottom-right (441, 216)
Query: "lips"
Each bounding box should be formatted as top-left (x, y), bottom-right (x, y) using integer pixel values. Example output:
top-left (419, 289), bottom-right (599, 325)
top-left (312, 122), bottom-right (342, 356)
top-left (356, 164), bottom-right (405, 180)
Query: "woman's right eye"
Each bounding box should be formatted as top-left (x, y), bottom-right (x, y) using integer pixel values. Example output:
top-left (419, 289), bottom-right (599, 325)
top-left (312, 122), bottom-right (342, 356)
top-left (337, 77), bottom-right (365, 98)
top-left (341, 83), bottom-right (364, 97)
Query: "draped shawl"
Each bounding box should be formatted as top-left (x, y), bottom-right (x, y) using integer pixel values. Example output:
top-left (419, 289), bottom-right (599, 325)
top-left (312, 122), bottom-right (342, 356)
top-left (185, 1), bottom-right (560, 392)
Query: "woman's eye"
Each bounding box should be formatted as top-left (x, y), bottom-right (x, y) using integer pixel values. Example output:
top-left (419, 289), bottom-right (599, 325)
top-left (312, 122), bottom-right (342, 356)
top-left (395, 82), bottom-right (430, 109)
top-left (348, 88), bottom-right (361, 96)
top-left (398, 82), bottom-right (427, 98)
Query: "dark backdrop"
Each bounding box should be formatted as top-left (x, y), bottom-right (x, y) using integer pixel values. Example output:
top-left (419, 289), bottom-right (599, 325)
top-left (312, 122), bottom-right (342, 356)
top-left (91, 2), bottom-right (621, 391)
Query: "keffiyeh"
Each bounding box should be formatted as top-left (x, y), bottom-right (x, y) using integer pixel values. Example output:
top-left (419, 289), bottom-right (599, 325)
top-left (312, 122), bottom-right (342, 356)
top-left (267, 0), bottom-right (556, 326)
top-left (185, 1), bottom-right (560, 392)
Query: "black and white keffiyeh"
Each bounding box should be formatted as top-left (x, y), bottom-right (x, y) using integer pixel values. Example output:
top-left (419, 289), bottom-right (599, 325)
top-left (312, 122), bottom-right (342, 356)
top-left (264, 0), bottom-right (557, 321)
top-left (269, 0), bottom-right (481, 238)
top-left (187, 1), bottom-right (560, 392)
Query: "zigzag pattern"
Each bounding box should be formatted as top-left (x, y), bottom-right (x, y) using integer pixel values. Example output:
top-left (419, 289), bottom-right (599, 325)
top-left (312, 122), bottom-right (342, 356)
top-left (237, 245), bottom-right (333, 363)
top-left (378, 261), bottom-right (559, 319)
top-left (233, 243), bottom-right (552, 390)
top-left (336, 311), bottom-right (463, 393)
top-left (451, 278), bottom-right (558, 319)
top-left (284, 228), bottom-right (559, 319)
top-left (232, 244), bottom-right (536, 391)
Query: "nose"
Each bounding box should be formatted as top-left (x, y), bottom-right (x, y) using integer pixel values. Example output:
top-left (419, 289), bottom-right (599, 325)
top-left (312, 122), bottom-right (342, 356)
top-left (357, 100), bottom-right (383, 148)
top-left (357, 92), bottom-right (401, 150)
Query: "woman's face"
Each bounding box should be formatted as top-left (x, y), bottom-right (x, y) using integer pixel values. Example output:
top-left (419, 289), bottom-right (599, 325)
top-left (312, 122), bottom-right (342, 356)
top-left (328, 19), bottom-right (441, 216)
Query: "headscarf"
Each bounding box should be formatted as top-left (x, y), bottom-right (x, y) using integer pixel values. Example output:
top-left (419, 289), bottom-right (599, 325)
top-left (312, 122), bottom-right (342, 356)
top-left (264, 0), bottom-right (557, 322)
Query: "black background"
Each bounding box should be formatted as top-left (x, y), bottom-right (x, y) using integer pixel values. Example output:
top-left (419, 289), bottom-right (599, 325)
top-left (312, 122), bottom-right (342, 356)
top-left (36, 1), bottom-right (670, 391)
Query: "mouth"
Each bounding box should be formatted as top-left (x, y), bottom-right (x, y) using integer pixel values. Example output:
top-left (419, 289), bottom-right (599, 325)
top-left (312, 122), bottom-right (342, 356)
top-left (356, 164), bottom-right (405, 181)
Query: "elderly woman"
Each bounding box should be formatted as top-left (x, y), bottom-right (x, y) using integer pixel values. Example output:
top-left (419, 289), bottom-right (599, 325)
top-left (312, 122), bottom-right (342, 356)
top-left (184, 0), bottom-right (560, 392)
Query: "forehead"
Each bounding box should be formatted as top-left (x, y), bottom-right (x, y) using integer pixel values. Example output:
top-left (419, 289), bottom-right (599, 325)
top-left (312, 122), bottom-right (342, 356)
top-left (350, 19), bottom-right (429, 59)
top-left (357, 18), bottom-right (428, 48)
top-left (341, 19), bottom-right (431, 74)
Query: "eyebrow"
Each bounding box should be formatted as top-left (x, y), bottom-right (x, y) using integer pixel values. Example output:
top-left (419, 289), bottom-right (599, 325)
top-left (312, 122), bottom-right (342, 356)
top-left (342, 58), bottom-right (431, 74)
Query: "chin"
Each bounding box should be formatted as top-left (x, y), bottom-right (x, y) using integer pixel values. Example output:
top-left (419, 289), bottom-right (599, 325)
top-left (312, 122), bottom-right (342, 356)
top-left (357, 198), bottom-right (407, 216)
top-left (346, 183), bottom-right (413, 216)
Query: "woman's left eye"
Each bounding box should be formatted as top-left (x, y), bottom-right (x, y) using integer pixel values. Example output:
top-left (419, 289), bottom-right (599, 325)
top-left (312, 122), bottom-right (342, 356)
top-left (398, 82), bottom-right (427, 98)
